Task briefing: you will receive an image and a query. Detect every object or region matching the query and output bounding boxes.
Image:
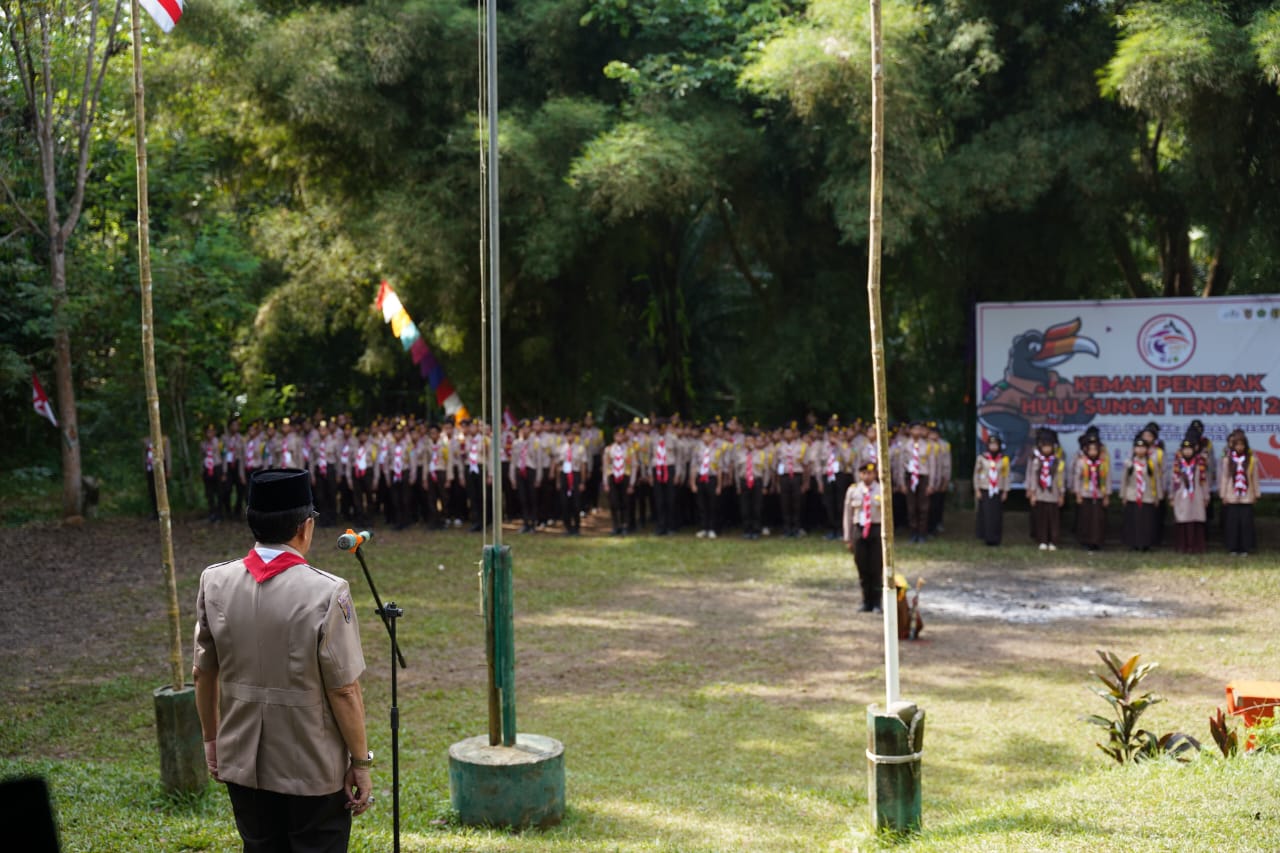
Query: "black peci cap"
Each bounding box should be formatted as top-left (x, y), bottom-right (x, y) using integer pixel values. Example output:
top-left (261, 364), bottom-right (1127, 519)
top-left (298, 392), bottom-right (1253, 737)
top-left (248, 468), bottom-right (312, 513)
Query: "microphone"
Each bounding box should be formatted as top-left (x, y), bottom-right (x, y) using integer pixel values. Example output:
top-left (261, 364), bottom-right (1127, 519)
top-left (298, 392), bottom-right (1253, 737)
top-left (337, 529), bottom-right (373, 552)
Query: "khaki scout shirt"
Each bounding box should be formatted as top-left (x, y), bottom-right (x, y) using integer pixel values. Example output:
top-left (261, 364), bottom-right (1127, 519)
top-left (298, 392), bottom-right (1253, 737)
top-left (194, 545), bottom-right (365, 796)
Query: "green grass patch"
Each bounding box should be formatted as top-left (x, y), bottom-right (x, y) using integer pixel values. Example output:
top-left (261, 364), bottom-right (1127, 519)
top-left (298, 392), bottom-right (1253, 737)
top-left (3, 518), bottom-right (1280, 851)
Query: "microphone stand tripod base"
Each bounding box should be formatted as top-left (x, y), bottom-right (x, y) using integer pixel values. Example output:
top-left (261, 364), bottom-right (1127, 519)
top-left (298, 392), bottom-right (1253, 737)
top-left (448, 733), bottom-right (565, 829)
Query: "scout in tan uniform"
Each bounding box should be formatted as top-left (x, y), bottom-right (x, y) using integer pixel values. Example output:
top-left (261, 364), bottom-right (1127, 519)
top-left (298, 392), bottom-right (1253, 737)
top-left (220, 417), bottom-right (246, 518)
top-left (972, 434), bottom-right (1009, 546)
top-left (1219, 430), bottom-right (1260, 555)
top-left (602, 426), bottom-right (638, 535)
top-left (200, 424), bottom-right (225, 522)
top-left (775, 424), bottom-right (807, 538)
top-left (555, 424), bottom-right (588, 535)
top-left (1171, 438), bottom-right (1209, 554)
top-left (651, 419), bottom-right (680, 535)
top-left (421, 424), bottom-right (452, 529)
top-left (193, 468), bottom-right (372, 852)
top-left (1120, 437), bottom-right (1161, 552)
top-left (735, 431), bottom-right (770, 539)
top-left (1025, 431), bottom-right (1065, 550)
top-left (1072, 436), bottom-right (1109, 551)
top-left (509, 421), bottom-right (541, 533)
top-left (899, 422), bottom-right (936, 544)
top-left (844, 462), bottom-right (884, 612)
top-left (690, 428), bottom-right (725, 538)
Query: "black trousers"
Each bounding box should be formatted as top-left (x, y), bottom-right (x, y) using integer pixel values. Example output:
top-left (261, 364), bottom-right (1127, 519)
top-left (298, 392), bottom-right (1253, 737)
top-left (778, 474), bottom-right (803, 534)
top-left (905, 476), bottom-right (930, 537)
top-left (607, 477), bottom-right (631, 531)
top-left (225, 782), bottom-right (350, 853)
top-left (313, 468), bottom-right (336, 526)
top-left (696, 476), bottom-right (718, 532)
top-left (466, 470), bottom-right (484, 527)
top-left (424, 473), bottom-right (446, 527)
top-left (538, 469), bottom-right (555, 523)
top-left (1030, 501), bottom-right (1061, 545)
top-left (559, 474), bottom-right (581, 531)
top-left (203, 471), bottom-right (222, 519)
top-left (975, 493), bottom-right (1004, 545)
top-left (351, 473), bottom-right (374, 524)
top-left (221, 461), bottom-right (245, 517)
top-left (821, 474), bottom-right (851, 534)
top-left (738, 480), bottom-right (763, 534)
top-left (653, 469), bottom-right (675, 532)
top-left (853, 525), bottom-right (883, 609)
top-left (515, 470), bottom-right (537, 529)
top-left (1222, 503), bottom-right (1257, 553)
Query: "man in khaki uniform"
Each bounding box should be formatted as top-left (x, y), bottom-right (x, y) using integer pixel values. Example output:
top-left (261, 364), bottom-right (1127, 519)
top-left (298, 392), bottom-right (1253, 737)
top-left (194, 468), bottom-right (373, 852)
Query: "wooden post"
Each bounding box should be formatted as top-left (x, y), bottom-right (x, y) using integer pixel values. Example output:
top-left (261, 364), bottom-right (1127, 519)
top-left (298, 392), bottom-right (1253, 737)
top-left (131, 0), bottom-right (203, 793)
top-left (865, 0), bottom-right (923, 834)
top-left (864, 0), bottom-right (898, 707)
top-left (130, 0), bottom-right (182, 695)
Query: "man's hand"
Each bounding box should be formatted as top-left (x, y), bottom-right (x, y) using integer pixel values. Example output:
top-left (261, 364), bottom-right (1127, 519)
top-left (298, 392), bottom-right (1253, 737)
top-left (203, 739), bottom-right (220, 780)
top-left (345, 763), bottom-right (373, 815)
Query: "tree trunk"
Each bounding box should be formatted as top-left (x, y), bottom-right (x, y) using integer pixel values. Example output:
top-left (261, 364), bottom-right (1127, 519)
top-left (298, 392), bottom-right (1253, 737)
top-left (50, 242), bottom-right (83, 517)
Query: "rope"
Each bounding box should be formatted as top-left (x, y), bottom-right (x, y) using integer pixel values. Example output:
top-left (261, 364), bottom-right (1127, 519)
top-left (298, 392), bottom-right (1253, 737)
top-left (866, 708), bottom-right (925, 765)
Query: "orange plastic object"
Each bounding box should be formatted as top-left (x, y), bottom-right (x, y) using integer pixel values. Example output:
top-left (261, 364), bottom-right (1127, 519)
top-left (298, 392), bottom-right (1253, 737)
top-left (1226, 680), bottom-right (1280, 728)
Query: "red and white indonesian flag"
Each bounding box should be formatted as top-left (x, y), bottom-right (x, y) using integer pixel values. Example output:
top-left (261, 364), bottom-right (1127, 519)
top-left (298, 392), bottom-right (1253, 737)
top-left (140, 0), bottom-right (184, 33)
top-left (32, 372), bottom-right (57, 428)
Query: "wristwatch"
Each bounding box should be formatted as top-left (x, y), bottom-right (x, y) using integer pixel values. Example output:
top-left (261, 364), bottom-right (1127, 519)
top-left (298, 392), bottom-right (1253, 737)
top-left (350, 750), bottom-right (374, 768)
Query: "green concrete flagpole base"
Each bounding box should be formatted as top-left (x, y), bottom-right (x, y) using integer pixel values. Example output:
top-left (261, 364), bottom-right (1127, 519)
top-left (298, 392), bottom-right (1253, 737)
top-left (154, 684), bottom-right (207, 795)
top-left (448, 733), bottom-right (565, 828)
top-left (867, 701), bottom-right (924, 834)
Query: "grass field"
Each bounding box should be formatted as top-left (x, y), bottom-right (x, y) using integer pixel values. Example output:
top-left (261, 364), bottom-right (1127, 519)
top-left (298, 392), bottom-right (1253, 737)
top-left (1, 512), bottom-right (1279, 851)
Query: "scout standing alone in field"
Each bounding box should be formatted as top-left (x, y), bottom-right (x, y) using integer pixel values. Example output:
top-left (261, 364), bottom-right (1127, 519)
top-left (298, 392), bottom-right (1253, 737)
top-left (844, 461), bottom-right (884, 613)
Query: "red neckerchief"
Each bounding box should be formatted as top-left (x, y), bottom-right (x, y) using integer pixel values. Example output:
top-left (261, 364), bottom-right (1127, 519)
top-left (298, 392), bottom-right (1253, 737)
top-left (244, 548), bottom-right (307, 584)
top-left (1035, 450), bottom-right (1053, 491)
top-left (1084, 457), bottom-right (1102, 498)
top-left (1179, 457), bottom-right (1197, 497)
top-left (1232, 451), bottom-right (1249, 495)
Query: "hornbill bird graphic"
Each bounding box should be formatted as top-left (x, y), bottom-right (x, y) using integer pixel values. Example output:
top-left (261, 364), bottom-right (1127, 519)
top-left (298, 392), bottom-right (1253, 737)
top-left (978, 318), bottom-right (1100, 475)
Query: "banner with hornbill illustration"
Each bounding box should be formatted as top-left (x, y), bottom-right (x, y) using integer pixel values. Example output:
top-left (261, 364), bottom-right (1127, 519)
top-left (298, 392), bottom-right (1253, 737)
top-left (976, 296), bottom-right (1280, 492)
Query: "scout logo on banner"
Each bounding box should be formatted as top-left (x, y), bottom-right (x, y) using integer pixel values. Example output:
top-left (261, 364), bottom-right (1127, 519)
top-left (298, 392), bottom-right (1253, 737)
top-left (976, 296), bottom-right (1280, 492)
top-left (375, 281), bottom-right (468, 421)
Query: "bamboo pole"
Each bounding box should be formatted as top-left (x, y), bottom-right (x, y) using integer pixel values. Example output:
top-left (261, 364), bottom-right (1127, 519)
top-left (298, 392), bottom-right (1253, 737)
top-left (865, 0), bottom-right (899, 707)
top-left (130, 0), bottom-right (184, 691)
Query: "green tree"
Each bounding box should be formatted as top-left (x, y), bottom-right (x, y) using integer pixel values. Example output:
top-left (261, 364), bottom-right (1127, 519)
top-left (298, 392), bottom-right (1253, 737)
top-left (1, 0), bottom-right (126, 515)
top-left (1100, 0), bottom-right (1280, 297)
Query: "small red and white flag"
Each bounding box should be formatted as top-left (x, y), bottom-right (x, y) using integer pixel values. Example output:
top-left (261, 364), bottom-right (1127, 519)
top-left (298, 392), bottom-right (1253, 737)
top-left (140, 0), bottom-right (184, 33)
top-left (32, 372), bottom-right (57, 428)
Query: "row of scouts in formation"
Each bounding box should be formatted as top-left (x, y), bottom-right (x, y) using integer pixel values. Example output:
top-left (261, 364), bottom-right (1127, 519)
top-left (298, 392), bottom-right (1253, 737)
top-left (973, 419), bottom-right (1262, 557)
top-left (182, 413), bottom-right (957, 543)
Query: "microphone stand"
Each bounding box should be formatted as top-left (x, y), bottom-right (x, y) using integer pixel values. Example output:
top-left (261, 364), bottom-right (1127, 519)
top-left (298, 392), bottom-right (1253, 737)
top-left (346, 541), bottom-right (405, 852)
